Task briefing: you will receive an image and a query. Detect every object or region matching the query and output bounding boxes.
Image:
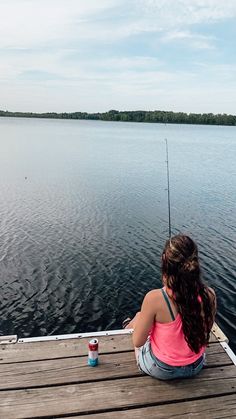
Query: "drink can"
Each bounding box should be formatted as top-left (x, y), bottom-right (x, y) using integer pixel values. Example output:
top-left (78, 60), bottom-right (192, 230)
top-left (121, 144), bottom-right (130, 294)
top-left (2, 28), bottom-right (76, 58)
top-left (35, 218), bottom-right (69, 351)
top-left (88, 338), bottom-right (99, 366)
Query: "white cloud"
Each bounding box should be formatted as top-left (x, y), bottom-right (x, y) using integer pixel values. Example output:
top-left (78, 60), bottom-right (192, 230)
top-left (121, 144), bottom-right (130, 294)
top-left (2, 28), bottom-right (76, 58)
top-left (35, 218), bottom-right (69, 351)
top-left (138, 0), bottom-right (236, 26)
top-left (82, 56), bottom-right (163, 72)
top-left (161, 30), bottom-right (216, 49)
top-left (1, 0), bottom-right (236, 50)
top-left (0, 0), bottom-right (236, 113)
top-left (1, 65), bottom-right (235, 114)
top-left (0, 0), bottom-right (120, 48)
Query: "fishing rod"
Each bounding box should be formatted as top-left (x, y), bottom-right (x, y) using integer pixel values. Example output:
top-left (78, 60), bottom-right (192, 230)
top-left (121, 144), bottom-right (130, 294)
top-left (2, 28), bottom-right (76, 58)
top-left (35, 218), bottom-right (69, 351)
top-left (165, 138), bottom-right (171, 239)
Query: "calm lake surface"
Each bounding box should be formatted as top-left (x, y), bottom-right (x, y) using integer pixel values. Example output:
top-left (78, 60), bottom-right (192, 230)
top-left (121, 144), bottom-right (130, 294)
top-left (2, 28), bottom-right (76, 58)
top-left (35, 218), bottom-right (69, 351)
top-left (0, 117), bottom-right (235, 350)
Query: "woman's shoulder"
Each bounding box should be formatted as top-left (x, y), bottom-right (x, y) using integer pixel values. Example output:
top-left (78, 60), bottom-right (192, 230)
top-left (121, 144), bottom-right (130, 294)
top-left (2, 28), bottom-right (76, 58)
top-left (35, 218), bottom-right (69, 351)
top-left (144, 288), bottom-right (163, 303)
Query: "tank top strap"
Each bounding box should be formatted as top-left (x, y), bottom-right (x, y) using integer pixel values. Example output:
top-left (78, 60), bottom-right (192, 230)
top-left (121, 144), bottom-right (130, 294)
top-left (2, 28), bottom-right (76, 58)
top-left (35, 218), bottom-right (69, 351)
top-left (161, 288), bottom-right (175, 321)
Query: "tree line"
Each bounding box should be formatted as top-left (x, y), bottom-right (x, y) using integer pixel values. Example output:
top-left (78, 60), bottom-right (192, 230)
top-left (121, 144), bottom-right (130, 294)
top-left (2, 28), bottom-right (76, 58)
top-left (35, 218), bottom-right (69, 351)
top-left (0, 109), bottom-right (236, 126)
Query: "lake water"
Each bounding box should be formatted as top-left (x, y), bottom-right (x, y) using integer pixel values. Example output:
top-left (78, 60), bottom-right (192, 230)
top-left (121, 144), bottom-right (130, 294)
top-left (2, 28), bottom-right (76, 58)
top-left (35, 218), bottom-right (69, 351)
top-left (0, 117), bottom-right (235, 351)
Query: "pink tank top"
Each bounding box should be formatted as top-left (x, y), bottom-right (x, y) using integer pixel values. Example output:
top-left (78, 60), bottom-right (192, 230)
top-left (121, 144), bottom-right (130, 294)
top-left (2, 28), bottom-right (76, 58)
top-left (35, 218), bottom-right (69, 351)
top-left (150, 289), bottom-right (205, 366)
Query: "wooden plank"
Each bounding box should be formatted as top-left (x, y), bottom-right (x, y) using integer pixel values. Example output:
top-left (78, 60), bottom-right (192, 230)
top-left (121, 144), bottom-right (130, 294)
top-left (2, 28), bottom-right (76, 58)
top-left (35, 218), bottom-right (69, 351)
top-left (212, 322), bottom-right (229, 343)
top-left (66, 394), bottom-right (236, 418)
top-left (209, 330), bottom-right (218, 343)
top-left (205, 351), bottom-right (231, 366)
top-left (0, 335), bottom-right (17, 344)
top-left (0, 331), bottom-right (218, 364)
top-left (0, 335), bottom-right (133, 364)
top-left (0, 366), bottom-right (235, 418)
top-left (0, 352), bottom-right (140, 390)
top-left (0, 343), bottom-right (231, 391)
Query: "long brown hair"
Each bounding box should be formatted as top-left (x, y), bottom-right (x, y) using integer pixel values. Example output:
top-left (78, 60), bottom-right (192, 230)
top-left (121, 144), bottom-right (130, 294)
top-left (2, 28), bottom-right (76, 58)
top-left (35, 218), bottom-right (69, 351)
top-left (162, 235), bottom-right (215, 353)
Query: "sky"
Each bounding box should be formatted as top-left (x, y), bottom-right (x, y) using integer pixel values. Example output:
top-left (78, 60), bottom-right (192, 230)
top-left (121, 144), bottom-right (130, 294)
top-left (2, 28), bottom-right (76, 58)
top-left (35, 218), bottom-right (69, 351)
top-left (1, 0), bottom-right (236, 114)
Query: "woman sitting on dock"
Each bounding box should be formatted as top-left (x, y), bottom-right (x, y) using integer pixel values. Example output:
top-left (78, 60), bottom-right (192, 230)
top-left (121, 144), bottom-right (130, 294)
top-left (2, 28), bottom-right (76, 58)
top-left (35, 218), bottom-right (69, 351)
top-left (124, 234), bottom-right (216, 380)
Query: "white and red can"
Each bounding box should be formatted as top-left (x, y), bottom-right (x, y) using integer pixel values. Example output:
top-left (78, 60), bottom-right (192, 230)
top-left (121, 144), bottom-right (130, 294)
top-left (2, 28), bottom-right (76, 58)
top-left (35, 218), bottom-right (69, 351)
top-left (88, 338), bottom-right (99, 366)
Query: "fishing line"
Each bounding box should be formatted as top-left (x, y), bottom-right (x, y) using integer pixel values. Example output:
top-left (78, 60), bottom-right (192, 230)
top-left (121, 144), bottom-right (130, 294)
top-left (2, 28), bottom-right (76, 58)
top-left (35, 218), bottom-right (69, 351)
top-left (165, 138), bottom-right (171, 239)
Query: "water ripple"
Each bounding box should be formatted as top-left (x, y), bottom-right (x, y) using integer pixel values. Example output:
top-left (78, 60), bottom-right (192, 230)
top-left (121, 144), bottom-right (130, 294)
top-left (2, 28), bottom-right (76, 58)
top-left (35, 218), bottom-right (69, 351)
top-left (0, 118), bottom-right (235, 351)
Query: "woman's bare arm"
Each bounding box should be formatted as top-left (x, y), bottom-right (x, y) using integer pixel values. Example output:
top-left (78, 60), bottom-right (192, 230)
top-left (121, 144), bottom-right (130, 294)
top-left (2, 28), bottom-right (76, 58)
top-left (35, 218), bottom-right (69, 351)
top-left (132, 291), bottom-right (157, 347)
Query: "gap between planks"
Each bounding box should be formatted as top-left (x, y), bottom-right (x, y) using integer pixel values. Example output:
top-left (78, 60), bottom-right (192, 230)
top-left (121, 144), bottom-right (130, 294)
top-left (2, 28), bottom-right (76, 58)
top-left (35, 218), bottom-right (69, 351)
top-left (57, 393), bottom-right (236, 419)
top-left (0, 332), bottom-right (219, 365)
top-left (0, 365), bottom-right (235, 418)
top-left (0, 343), bottom-right (232, 391)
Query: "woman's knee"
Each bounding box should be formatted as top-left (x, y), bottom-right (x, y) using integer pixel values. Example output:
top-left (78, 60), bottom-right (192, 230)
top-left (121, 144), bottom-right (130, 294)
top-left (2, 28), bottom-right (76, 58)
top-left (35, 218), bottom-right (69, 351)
top-left (125, 311), bottom-right (141, 329)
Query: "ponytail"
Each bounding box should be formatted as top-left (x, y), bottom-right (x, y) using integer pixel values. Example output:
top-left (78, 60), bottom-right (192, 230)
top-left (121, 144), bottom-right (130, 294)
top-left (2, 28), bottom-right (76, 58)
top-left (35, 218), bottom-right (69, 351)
top-left (162, 235), bottom-right (215, 353)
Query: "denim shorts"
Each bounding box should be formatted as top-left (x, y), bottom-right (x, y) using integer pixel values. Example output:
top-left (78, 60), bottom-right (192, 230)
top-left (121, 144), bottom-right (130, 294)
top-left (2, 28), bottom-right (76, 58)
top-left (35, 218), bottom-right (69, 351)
top-left (138, 340), bottom-right (205, 380)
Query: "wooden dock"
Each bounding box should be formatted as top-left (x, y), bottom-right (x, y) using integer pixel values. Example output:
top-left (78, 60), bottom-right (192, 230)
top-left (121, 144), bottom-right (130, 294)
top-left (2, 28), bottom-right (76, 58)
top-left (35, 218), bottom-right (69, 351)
top-left (0, 325), bottom-right (235, 418)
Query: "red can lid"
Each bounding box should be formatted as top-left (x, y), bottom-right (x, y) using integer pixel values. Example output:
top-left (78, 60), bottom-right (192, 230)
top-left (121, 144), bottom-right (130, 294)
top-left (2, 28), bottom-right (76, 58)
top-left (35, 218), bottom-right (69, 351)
top-left (88, 338), bottom-right (98, 351)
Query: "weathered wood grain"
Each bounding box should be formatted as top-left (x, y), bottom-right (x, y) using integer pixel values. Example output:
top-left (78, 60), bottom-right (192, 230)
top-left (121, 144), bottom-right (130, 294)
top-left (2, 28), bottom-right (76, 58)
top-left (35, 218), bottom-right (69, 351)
top-left (0, 335), bottom-right (133, 364)
top-left (66, 394), bottom-right (236, 418)
top-left (0, 343), bottom-right (231, 390)
top-left (0, 352), bottom-right (140, 389)
top-left (0, 366), bottom-right (235, 418)
top-left (0, 331), bottom-right (218, 364)
top-left (212, 322), bottom-right (229, 343)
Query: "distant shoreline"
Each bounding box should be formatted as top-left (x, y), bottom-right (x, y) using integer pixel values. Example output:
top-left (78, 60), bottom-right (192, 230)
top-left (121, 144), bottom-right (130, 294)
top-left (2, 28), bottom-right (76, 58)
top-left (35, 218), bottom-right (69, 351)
top-left (1, 109), bottom-right (236, 126)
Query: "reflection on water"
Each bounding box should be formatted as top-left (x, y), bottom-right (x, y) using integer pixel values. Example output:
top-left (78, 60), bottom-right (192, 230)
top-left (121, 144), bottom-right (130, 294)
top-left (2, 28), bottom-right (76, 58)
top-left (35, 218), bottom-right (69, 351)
top-left (0, 117), bottom-right (235, 351)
